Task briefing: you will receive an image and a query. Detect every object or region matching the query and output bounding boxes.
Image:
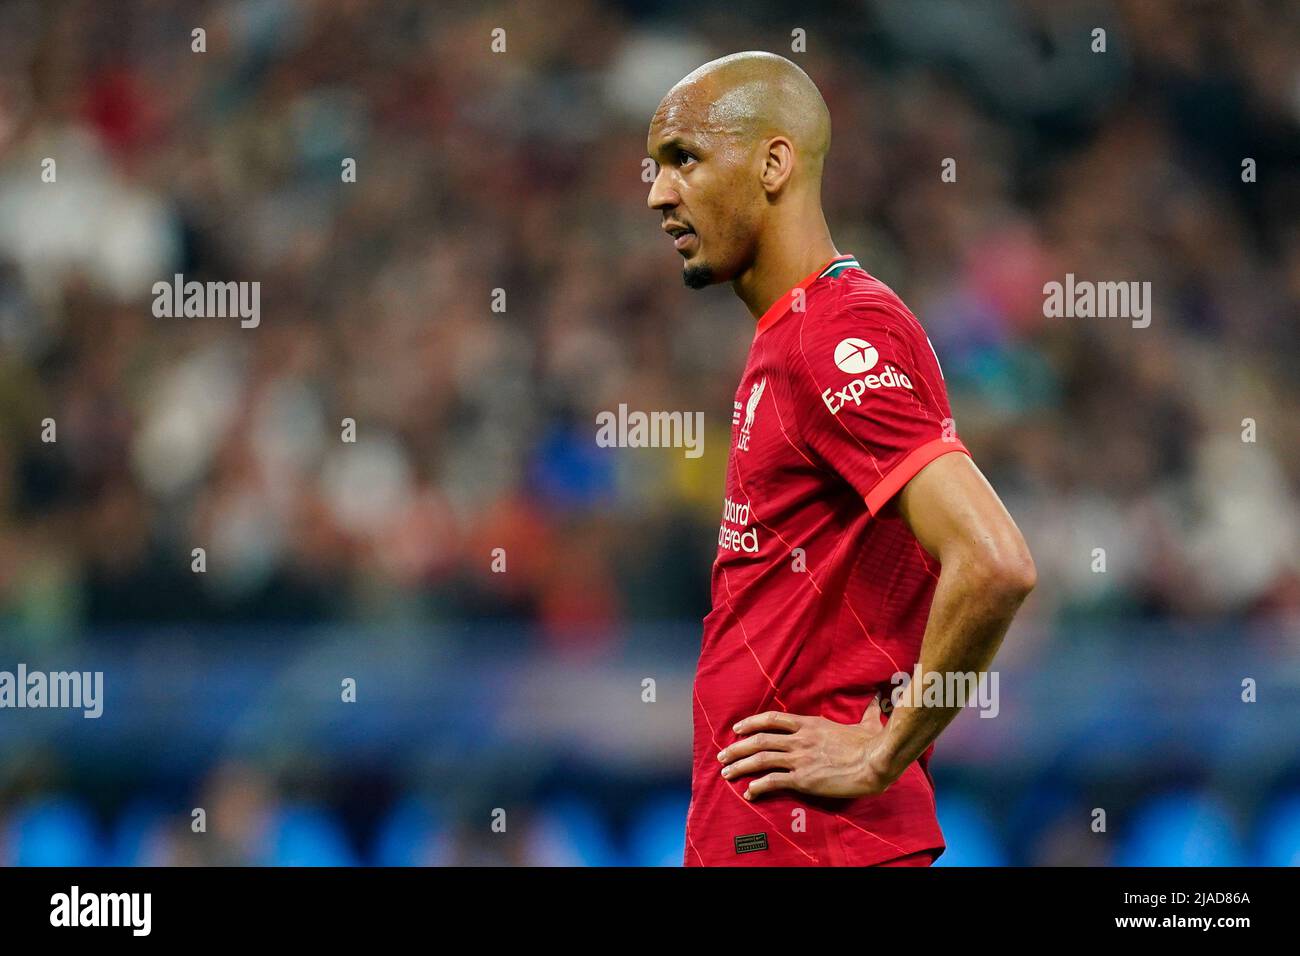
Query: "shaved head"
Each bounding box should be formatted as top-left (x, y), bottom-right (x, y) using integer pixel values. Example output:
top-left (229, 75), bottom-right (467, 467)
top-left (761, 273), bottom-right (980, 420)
top-left (647, 52), bottom-right (834, 290)
top-left (666, 51), bottom-right (831, 180)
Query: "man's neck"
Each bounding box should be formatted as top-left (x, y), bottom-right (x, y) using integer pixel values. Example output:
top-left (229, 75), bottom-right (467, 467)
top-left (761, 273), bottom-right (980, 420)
top-left (733, 216), bottom-right (838, 321)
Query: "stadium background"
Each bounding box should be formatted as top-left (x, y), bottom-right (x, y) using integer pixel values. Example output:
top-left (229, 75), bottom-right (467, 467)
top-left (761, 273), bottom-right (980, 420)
top-left (0, 0), bottom-right (1298, 865)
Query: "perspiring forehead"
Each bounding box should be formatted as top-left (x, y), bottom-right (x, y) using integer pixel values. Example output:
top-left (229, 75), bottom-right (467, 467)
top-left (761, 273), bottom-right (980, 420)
top-left (703, 80), bottom-right (785, 143)
top-left (648, 89), bottom-right (740, 157)
top-left (655, 84), bottom-right (757, 143)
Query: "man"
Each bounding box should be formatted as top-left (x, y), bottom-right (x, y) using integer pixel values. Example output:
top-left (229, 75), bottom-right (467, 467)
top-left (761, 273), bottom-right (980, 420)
top-left (646, 52), bottom-right (1036, 866)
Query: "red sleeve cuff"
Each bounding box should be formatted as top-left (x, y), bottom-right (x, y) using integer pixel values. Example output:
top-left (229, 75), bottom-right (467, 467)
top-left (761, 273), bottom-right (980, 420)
top-left (864, 438), bottom-right (971, 516)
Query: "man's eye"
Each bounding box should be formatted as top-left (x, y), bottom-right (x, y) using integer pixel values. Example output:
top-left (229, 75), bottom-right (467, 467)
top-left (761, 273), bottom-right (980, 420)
top-left (677, 150), bottom-right (695, 166)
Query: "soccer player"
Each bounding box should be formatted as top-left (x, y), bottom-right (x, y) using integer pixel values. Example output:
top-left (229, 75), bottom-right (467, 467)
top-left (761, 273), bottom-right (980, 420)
top-left (646, 52), bottom-right (1037, 866)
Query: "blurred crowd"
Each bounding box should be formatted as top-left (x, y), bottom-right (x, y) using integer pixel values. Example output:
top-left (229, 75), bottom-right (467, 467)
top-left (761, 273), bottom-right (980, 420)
top-left (4, 757), bottom-right (1299, 866)
top-left (0, 0), bottom-right (1297, 658)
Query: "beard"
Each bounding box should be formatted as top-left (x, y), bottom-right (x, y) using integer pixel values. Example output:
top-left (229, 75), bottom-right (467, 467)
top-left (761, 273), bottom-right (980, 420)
top-left (682, 261), bottom-right (715, 289)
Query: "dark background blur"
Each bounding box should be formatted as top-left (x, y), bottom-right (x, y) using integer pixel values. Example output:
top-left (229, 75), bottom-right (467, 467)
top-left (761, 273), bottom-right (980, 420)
top-left (0, 0), bottom-right (1297, 865)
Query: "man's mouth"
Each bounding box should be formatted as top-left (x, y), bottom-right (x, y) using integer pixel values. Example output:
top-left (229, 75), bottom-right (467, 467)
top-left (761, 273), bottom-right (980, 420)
top-left (664, 223), bottom-right (697, 253)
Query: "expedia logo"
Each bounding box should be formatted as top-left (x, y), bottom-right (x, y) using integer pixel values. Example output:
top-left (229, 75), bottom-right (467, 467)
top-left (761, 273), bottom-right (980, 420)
top-left (834, 337), bottom-right (879, 373)
top-left (821, 364), bottom-right (914, 415)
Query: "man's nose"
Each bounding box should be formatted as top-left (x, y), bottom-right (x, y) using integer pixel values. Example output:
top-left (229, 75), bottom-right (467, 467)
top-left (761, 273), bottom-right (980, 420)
top-left (647, 169), bottom-right (678, 211)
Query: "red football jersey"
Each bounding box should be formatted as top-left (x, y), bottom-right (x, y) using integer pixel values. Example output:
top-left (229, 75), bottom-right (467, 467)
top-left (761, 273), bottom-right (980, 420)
top-left (685, 253), bottom-right (971, 866)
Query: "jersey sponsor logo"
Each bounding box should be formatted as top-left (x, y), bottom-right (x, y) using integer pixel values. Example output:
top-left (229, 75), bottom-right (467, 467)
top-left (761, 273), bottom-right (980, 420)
top-left (834, 337), bottom-right (879, 373)
top-left (821, 363), bottom-right (914, 414)
top-left (718, 495), bottom-right (759, 553)
top-left (737, 377), bottom-right (765, 451)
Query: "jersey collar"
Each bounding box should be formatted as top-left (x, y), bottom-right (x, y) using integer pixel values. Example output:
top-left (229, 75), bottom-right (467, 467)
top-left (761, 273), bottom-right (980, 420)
top-left (754, 253), bottom-right (859, 336)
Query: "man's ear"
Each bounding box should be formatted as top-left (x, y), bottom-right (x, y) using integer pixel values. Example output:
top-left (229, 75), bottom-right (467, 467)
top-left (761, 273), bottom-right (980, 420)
top-left (759, 137), bottom-right (796, 195)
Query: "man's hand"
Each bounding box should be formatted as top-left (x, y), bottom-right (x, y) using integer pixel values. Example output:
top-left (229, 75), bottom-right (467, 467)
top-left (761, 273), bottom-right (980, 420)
top-left (718, 700), bottom-right (902, 801)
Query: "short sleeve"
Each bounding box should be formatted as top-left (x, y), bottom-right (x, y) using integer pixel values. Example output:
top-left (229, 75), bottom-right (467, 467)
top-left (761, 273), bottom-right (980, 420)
top-left (788, 301), bottom-right (970, 514)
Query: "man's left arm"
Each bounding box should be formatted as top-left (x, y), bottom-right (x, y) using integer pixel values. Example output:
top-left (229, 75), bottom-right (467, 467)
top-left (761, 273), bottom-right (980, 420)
top-left (862, 451), bottom-right (1037, 788)
top-left (719, 451), bottom-right (1036, 800)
